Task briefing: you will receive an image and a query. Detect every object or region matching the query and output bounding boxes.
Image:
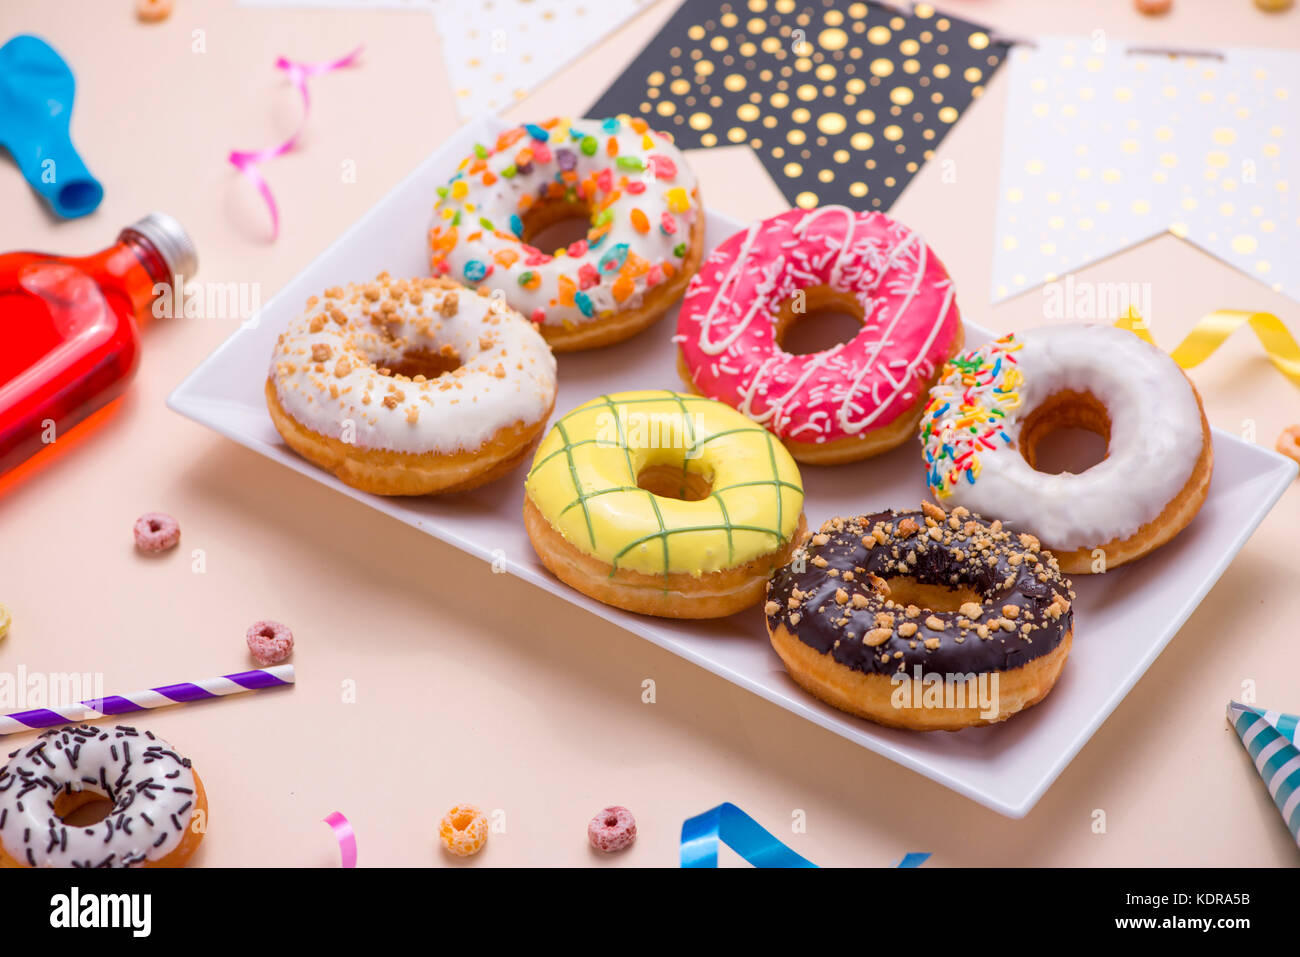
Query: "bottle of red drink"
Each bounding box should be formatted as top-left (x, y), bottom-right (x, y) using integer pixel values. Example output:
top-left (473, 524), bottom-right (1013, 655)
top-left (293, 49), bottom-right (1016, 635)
top-left (0, 213), bottom-right (197, 478)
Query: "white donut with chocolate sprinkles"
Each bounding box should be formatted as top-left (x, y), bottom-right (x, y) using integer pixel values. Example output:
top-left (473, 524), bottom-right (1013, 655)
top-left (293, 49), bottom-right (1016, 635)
top-left (0, 725), bottom-right (207, 868)
top-left (764, 503), bottom-right (1075, 731)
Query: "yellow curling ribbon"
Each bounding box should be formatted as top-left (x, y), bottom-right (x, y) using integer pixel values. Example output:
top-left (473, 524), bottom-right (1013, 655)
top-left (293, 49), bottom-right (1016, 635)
top-left (1116, 307), bottom-right (1300, 388)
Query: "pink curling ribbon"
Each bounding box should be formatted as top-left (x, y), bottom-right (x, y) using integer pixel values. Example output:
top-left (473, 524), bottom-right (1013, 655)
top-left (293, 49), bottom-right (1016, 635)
top-left (228, 45), bottom-right (363, 241)
top-left (323, 811), bottom-right (358, 868)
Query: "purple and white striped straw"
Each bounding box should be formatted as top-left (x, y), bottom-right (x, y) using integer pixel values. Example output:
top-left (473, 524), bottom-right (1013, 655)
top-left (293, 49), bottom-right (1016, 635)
top-left (0, 665), bottom-right (294, 735)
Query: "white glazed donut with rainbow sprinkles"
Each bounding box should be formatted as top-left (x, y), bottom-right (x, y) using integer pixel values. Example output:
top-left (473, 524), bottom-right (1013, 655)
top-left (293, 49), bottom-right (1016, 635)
top-left (919, 324), bottom-right (1213, 574)
top-left (428, 117), bottom-right (705, 352)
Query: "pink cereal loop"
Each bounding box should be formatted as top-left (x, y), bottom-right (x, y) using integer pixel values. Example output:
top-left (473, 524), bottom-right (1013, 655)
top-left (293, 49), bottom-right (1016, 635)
top-left (676, 207), bottom-right (962, 444)
top-left (588, 805), bottom-right (636, 853)
top-left (246, 619), bottom-right (294, 666)
top-left (133, 512), bottom-right (181, 552)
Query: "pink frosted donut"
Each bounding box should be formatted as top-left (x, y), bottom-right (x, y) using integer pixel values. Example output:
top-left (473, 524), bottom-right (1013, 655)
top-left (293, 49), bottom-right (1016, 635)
top-left (675, 207), bottom-right (964, 464)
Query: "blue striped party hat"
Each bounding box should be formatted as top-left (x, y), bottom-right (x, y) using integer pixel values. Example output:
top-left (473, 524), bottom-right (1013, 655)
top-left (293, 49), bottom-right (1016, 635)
top-left (1227, 701), bottom-right (1300, 848)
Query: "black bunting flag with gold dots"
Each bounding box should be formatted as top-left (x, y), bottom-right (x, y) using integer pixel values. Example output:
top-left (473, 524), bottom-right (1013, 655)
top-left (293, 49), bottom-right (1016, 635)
top-left (589, 0), bottom-right (1009, 211)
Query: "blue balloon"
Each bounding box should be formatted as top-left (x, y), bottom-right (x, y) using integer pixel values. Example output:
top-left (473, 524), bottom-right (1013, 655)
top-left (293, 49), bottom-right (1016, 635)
top-left (0, 35), bottom-right (104, 218)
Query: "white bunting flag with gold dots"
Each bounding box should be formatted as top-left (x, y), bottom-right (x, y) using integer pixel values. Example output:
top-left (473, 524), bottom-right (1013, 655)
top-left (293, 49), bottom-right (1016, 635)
top-left (430, 0), bottom-right (648, 120)
top-left (992, 36), bottom-right (1300, 304)
top-left (238, 0), bottom-right (434, 9)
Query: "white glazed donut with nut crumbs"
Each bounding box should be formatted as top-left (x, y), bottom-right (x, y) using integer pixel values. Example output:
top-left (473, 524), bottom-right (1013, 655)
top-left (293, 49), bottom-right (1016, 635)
top-left (267, 274), bottom-right (557, 495)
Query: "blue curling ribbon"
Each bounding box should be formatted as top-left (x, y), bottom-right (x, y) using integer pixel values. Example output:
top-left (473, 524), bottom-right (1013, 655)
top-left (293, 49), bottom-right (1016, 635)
top-left (680, 802), bottom-right (930, 869)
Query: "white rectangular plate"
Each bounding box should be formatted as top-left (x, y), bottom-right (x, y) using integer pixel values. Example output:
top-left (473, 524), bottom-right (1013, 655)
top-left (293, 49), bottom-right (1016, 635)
top-left (169, 117), bottom-right (1298, 816)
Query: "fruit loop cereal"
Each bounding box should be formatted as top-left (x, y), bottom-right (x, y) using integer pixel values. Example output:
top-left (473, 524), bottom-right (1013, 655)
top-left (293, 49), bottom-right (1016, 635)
top-left (1277, 425), bottom-right (1300, 466)
top-left (246, 620), bottom-right (294, 666)
top-left (136, 0), bottom-right (173, 22)
top-left (439, 804), bottom-right (488, 857)
top-left (587, 806), bottom-right (636, 853)
top-left (133, 512), bottom-right (180, 552)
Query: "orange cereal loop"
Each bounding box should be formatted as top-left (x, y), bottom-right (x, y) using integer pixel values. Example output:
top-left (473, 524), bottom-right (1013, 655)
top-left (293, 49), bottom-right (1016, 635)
top-left (1134, 0), bottom-right (1172, 12)
top-left (439, 804), bottom-right (489, 857)
top-left (622, 251), bottom-right (651, 277)
top-left (1277, 425), bottom-right (1300, 466)
top-left (611, 275), bottom-right (635, 303)
top-left (136, 0), bottom-right (172, 21)
top-left (630, 208), bottom-right (650, 233)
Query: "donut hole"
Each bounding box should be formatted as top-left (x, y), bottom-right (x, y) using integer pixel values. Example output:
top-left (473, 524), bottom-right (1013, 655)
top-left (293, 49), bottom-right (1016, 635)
top-left (636, 463), bottom-right (713, 502)
top-left (521, 199), bottom-right (593, 252)
top-left (878, 576), bottom-right (985, 613)
top-left (773, 285), bottom-right (864, 355)
top-left (53, 788), bottom-right (115, 827)
top-left (376, 346), bottom-right (462, 380)
top-left (1019, 389), bottom-right (1111, 475)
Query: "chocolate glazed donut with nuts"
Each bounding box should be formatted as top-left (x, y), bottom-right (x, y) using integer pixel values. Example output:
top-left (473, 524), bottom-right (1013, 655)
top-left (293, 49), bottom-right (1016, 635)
top-left (764, 503), bottom-right (1075, 731)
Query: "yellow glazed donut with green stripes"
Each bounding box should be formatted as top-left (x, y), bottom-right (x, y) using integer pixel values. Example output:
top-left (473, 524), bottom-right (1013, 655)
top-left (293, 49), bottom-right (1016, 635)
top-left (523, 390), bottom-right (807, 618)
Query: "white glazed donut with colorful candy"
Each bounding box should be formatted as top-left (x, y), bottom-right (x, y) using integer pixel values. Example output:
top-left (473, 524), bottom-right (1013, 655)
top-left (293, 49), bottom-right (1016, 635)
top-left (674, 206), bottom-right (964, 464)
top-left (919, 324), bottom-right (1213, 574)
top-left (428, 117), bottom-right (706, 352)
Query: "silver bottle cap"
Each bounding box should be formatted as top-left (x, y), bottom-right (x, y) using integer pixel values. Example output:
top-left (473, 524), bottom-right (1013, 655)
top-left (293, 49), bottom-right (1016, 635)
top-left (124, 212), bottom-right (199, 281)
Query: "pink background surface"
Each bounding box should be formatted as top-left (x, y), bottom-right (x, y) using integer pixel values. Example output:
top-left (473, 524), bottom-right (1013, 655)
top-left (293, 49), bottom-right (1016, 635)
top-left (0, 0), bottom-right (1297, 866)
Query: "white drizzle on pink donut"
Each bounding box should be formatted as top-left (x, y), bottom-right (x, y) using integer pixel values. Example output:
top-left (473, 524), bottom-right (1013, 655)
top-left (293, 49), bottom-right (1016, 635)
top-left (675, 207), bottom-right (962, 445)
